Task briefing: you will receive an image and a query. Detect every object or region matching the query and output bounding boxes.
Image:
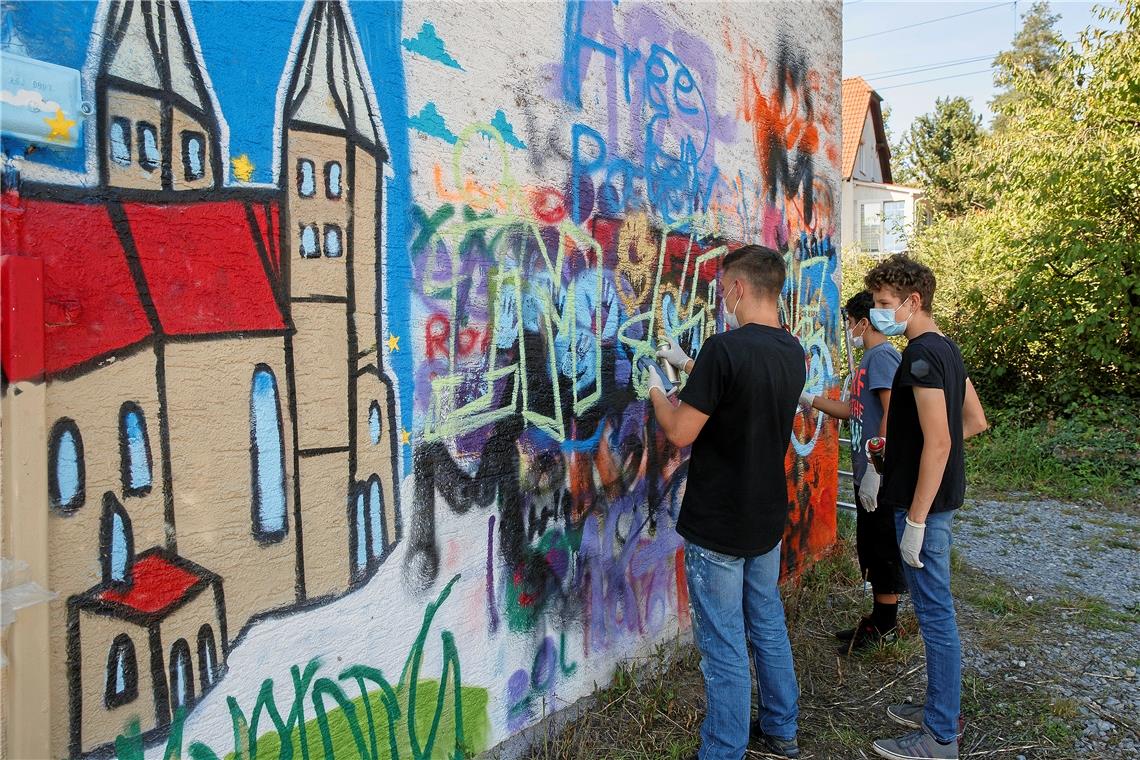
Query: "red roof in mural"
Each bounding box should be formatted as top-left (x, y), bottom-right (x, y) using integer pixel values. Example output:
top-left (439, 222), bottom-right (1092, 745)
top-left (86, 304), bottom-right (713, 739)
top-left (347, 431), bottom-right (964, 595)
top-left (122, 201), bottom-right (285, 336)
top-left (0, 191), bottom-right (284, 383)
top-left (1, 193), bottom-right (153, 383)
top-left (99, 552), bottom-right (204, 615)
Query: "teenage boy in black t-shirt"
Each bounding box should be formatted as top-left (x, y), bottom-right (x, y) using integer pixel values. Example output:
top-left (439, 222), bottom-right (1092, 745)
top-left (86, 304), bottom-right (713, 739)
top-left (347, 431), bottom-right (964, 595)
top-left (648, 245), bottom-right (805, 760)
top-left (862, 255), bottom-right (988, 760)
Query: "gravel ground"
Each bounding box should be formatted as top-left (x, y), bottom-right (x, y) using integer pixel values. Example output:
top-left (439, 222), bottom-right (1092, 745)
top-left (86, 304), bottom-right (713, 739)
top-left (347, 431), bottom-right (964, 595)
top-left (955, 498), bottom-right (1140, 758)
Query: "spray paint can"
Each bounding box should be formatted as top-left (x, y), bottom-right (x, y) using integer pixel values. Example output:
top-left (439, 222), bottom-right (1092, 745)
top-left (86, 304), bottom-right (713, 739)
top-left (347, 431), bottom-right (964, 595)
top-left (867, 436), bottom-right (886, 474)
top-left (657, 341), bottom-right (679, 385)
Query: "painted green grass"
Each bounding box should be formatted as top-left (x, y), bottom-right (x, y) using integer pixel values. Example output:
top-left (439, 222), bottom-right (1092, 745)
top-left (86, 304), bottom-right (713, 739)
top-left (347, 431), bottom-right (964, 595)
top-left (228, 678), bottom-right (490, 760)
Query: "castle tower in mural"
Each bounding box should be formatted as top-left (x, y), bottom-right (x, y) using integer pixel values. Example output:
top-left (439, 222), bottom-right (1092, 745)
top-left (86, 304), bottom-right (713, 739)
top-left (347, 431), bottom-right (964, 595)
top-left (280, 0), bottom-right (401, 597)
top-left (0, 1), bottom-right (400, 756)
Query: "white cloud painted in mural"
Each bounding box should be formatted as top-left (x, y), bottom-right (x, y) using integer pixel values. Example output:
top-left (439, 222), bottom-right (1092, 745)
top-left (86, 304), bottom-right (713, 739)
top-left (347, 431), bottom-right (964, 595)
top-left (0, 88), bottom-right (64, 113)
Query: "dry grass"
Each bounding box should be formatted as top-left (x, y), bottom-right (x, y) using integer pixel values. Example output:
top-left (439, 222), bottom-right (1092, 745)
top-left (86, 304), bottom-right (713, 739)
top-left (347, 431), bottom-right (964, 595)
top-left (525, 513), bottom-right (1081, 759)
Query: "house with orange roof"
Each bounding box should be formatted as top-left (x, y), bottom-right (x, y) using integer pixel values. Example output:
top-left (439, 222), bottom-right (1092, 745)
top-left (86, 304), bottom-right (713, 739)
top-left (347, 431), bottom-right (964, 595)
top-left (840, 76), bottom-right (925, 255)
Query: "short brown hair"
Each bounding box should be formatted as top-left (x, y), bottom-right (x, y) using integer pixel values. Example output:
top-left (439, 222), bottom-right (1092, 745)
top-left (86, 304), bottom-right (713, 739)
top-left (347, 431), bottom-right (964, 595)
top-left (864, 254), bottom-right (936, 312)
top-left (722, 244), bottom-right (786, 299)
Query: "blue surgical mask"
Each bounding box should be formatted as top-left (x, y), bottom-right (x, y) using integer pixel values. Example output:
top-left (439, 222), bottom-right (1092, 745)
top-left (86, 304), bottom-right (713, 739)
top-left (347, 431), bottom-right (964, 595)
top-left (869, 300), bottom-right (913, 337)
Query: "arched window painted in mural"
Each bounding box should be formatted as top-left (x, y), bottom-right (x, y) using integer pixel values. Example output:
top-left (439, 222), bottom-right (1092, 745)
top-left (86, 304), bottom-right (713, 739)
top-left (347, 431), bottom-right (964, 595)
top-left (368, 476), bottom-right (385, 560)
top-left (368, 400), bottom-right (382, 445)
top-left (103, 634), bottom-right (138, 709)
top-left (49, 418), bottom-right (85, 513)
top-left (352, 488), bottom-right (367, 578)
top-left (197, 625), bottom-right (218, 691)
top-left (250, 365), bottom-right (287, 542)
top-left (118, 402), bottom-right (153, 497)
top-left (100, 494), bottom-right (134, 588)
top-left (168, 638), bottom-right (194, 711)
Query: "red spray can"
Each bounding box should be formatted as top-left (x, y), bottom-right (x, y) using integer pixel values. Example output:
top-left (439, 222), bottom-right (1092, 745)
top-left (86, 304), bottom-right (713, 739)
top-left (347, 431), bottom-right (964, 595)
top-left (867, 436), bottom-right (886, 474)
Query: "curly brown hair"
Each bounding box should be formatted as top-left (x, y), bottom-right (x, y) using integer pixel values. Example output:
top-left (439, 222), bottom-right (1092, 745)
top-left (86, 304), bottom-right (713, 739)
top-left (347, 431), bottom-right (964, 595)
top-left (863, 254), bottom-right (936, 312)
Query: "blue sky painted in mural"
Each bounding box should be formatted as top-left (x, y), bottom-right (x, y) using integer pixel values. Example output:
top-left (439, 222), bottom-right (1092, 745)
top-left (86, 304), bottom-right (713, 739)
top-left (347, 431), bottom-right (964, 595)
top-left (1, 0), bottom-right (419, 461)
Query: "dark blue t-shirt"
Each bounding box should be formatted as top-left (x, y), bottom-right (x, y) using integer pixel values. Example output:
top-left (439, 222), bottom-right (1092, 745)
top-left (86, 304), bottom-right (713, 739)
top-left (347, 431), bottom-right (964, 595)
top-left (850, 341), bottom-right (901, 486)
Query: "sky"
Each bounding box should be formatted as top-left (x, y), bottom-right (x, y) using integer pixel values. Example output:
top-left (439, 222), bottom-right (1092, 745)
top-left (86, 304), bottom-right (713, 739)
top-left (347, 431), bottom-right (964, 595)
top-left (842, 0), bottom-right (1113, 135)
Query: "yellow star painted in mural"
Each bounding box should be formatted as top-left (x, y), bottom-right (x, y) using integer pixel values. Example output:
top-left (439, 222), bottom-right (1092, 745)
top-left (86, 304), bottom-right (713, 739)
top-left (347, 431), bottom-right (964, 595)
top-left (386, 334), bottom-right (400, 352)
top-left (43, 109), bottom-right (76, 142)
top-left (400, 429), bottom-right (411, 445)
top-left (231, 154), bottom-right (255, 182)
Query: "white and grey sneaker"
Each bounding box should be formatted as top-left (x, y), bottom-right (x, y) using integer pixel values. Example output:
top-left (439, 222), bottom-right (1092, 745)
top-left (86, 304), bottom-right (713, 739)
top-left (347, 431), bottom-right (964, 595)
top-left (873, 727), bottom-right (958, 760)
top-left (886, 703), bottom-right (966, 739)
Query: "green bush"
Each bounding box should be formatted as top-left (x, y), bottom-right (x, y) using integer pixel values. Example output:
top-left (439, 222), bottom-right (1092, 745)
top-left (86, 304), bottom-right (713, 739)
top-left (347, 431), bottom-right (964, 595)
top-left (965, 396), bottom-right (1140, 507)
top-left (897, 1), bottom-right (1140, 411)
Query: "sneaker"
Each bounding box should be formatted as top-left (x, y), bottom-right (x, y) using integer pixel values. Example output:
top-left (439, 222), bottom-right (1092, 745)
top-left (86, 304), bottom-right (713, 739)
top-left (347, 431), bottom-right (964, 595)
top-left (887, 703), bottom-right (966, 739)
top-left (873, 727), bottom-right (957, 760)
top-left (749, 719), bottom-right (800, 758)
top-left (837, 619), bottom-right (897, 656)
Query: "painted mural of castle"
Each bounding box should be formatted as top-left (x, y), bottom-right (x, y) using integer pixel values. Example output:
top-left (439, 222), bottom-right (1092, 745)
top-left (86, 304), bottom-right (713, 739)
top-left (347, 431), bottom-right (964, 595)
top-left (0, 1), bottom-right (400, 755)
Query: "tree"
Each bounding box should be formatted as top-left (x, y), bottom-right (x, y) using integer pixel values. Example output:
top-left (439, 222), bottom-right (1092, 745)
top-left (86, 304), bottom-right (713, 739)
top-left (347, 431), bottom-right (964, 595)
top-left (895, 96), bottom-right (982, 216)
top-left (911, 0), bottom-right (1140, 408)
top-left (990, 1), bottom-right (1065, 131)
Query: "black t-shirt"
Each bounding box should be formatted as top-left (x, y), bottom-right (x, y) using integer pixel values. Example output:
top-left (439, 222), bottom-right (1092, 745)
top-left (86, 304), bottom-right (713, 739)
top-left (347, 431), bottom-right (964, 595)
top-left (879, 332), bottom-right (967, 513)
top-left (676, 323), bottom-right (805, 557)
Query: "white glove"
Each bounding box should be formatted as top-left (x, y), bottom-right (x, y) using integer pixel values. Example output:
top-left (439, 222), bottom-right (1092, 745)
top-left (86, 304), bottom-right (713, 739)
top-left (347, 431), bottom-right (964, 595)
top-left (645, 362), bottom-right (674, 398)
top-left (656, 340), bottom-right (692, 372)
top-left (799, 390), bottom-right (816, 411)
top-left (857, 468), bottom-right (880, 512)
top-left (900, 518), bottom-right (926, 568)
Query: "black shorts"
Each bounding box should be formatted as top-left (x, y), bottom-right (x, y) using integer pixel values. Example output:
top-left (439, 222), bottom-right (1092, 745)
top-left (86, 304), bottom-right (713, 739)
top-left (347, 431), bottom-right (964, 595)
top-left (854, 485), bottom-right (907, 596)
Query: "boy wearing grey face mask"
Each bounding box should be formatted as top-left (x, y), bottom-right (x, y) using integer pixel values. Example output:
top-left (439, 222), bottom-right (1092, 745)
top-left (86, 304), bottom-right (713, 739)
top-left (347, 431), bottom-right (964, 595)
top-left (800, 290), bottom-right (905, 654)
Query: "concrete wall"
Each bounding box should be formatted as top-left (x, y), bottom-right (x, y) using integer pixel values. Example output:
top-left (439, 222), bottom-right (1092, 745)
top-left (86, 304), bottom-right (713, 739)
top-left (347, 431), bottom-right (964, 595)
top-left (0, 1), bottom-right (842, 758)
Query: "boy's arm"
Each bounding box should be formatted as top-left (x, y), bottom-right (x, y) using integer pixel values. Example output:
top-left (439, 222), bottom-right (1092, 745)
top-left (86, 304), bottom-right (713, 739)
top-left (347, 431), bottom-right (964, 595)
top-left (962, 377), bottom-right (989, 440)
top-left (877, 388), bottom-right (892, 436)
top-left (649, 390), bottom-right (710, 448)
top-left (909, 386), bottom-right (952, 525)
top-left (810, 395), bottom-right (852, 420)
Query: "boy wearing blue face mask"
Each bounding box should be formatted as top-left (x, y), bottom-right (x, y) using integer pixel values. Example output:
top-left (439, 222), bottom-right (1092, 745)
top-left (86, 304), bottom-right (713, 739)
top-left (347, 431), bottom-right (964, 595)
top-left (648, 245), bottom-right (806, 760)
top-left (861, 255), bottom-right (989, 760)
top-left (800, 290), bottom-right (904, 654)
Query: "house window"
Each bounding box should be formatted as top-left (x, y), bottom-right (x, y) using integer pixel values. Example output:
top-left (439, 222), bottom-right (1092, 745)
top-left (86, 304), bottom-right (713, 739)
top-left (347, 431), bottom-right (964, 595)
top-left (299, 224), bottom-right (319, 258)
top-left (859, 201), bottom-right (907, 254)
top-left (882, 201), bottom-right (906, 253)
top-left (137, 122), bottom-right (159, 172)
top-left (100, 494), bottom-right (134, 588)
top-left (110, 118), bottom-right (131, 167)
top-left (297, 159), bottom-right (316, 197)
top-left (104, 634), bottom-right (138, 709)
top-left (250, 365), bottom-right (287, 542)
top-left (169, 639), bottom-right (194, 710)
top-left (325, 161), bottom-right (342, 198)
top-left (119, 402), bottom-right (153, 496)
top-left (181, 131), bottom-right (205, 181)
top-left (49, 419), bottom-right (85, 513)
top-left (197, 625), bottom-right (218, 690)
top-left (323, 224), bottom-right (342, 258)
top-left (368, 401), bottom-right (381, 445)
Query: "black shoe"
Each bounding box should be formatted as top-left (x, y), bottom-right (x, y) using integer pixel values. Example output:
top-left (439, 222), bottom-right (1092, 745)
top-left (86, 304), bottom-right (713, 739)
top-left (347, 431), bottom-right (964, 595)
top-left (750, 719), bottom-right (801, 758)
top-left (834, 615), bottom-right (871, 641)
top-left (837, 619), bottom-right (897, 656)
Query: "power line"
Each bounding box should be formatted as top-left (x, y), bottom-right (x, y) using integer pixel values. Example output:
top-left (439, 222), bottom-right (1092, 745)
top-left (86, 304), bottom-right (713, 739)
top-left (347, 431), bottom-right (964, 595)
top-left (876, 68), bottom-right (994, 90)
top-left (844, 2), bottom-right (1013, 43)
top-left (858, 53), bottom-right (998, 79)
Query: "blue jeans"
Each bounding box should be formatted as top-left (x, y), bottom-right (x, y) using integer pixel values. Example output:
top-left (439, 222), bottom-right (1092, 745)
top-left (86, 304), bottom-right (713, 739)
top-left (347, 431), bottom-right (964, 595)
top-left (684, 540), bottom-right (799, 760)
top-left (895, 509), bottom-right (961, 743)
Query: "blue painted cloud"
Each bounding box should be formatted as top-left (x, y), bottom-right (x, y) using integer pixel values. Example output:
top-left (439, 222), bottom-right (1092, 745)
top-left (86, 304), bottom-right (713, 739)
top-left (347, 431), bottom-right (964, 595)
top-left (408, 102), bottom-right (457, 144)
top-left (402, 21), bottom-right (463, 70)
top-left (490, 109), bottom-right (526, 150)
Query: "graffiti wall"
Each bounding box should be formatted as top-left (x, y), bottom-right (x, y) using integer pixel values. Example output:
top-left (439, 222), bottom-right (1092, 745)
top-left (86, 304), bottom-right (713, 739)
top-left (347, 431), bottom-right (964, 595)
top-left (0, 1), bottom-right (842, 757)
